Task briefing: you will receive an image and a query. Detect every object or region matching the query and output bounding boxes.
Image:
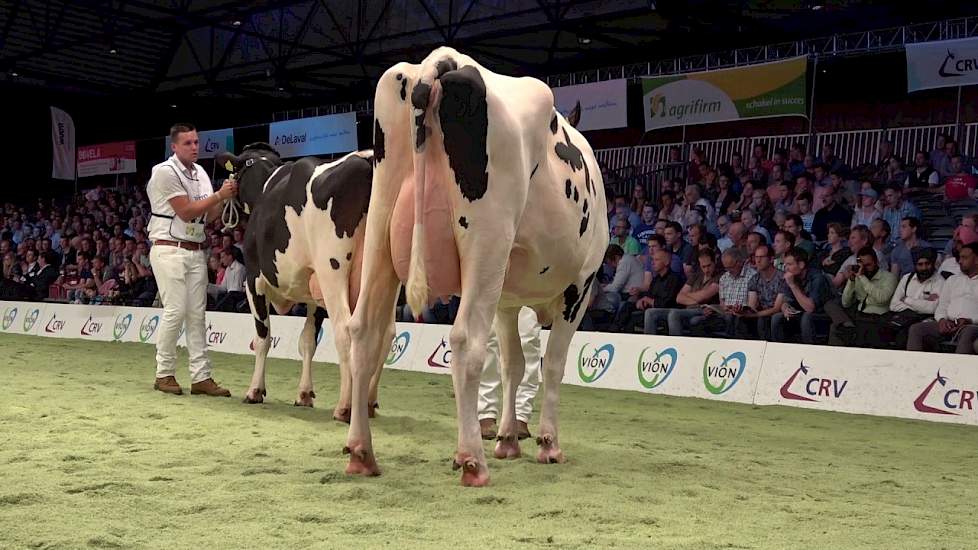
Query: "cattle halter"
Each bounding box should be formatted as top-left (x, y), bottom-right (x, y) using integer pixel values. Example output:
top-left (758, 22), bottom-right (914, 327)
top-left (221, 155), bottom-right (282, 230)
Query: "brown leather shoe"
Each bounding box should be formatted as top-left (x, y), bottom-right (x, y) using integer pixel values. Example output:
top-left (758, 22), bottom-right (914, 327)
top-left (479, 418), bottom-right (497, 440)
top-left (153, 376), bottom-right (183, 395)
top-left (190, 378), bottom-right (231, 397)
top-left (517, 420), bottom-right (532, 440)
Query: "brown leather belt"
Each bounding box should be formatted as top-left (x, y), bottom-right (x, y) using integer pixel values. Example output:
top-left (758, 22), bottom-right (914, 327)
top-left (153, 239), bottom-right (205, 251)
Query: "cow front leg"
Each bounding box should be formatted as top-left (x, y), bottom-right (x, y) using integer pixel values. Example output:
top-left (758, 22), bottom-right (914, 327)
top-left (243, 282), bottom-right (270, 404)
top-left (491, 307), bottom-right (524, 460)
top-left (294, 306), bottom-right (325, 407)
top-left (535, 310), bottom-right (582, 465)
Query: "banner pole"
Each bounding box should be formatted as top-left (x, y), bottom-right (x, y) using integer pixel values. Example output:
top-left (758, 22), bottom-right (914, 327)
top-left (807, 54), bottom-right (818, 156)
top-left (955, 85), bottom-right (962, 138)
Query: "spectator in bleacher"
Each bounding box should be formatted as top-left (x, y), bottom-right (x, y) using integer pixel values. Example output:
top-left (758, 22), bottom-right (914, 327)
top-left (597, 244), bottom-right (644, 314)
top-left (207, 254), bottom-right (223, 285)
top-left (883, 155), bottom-right (908, 188)
top-left (729, 152), bottom-right (744, 179)
top-left (788, 143), bottom-right (806, 179)
top-left (907, 242), bottom-right (978, 354)
top-left (610, 217), bottom-right (641, 256)
top-left (730, 181), bottom-right (754, 215)
top-left (49, 219), bottom-right (63, 252)
top-left (712, 174), bottom-right (739, 216)
top-left (21, 249), bottom-right (39, 282)
top-left (770, 181), bottom-right (793, 213)
top-left (942, 214), bottom-right (978, 260)
top-left (683, 224), bottom-right (707, 277)
top-left (232, 227), bottom-right (246, 252)
top-left (889, 217), bottom-right (931, 277)
top-left (648, 249), bottom-right (720, 336)
top-left (852, 188), bottom-right (882, 228)
top-left (716, 217), bottom-right (733, 252)
top-left (774, 210), bottom-right (788, 233)
top-left (741, 208), bottom-right (771, 243)
top-left (888, 247), bottom-right (944, 348)
top-left (648, 234), bottom-right (684, 277)
top-left (635, 249), bottom-right (684, 335)
top-left (62, 254), bottom-right (92, 304)
top-left (930, 134), bottom-right (948, 174)
top-left (658, 190), bottom-right (683, 224)
top-left (83, 255), bottom-right (114, 304)
top-left (795, 192), bottom-right (815, 233)
top-left (812, 163), bottom-right (831, 189)
top-left (811, 185), bottom-right (852, 242)
top-left (905, 150), bottom-right (940, 191)
top-left (939, 154), bottom-right (977, 204)
top-left (681, 184), bottom-right (715, 230)
top-left (747, 156), bottom-right (766, 184)
top-left (752, 143), bottom-right (774, 174)
top-left (826, 246), bottom-right (898, 347)
top-left (772, 247), bottom-right (829, 344)
top-left (219, 234), bottom-right (234, 255)
top-left (770, 164), bottom-right (787, 189)
top-left (772, 230), bottom-right (795, 272)
top-left (746, 243), bottom-right (784, 339)
top-left (939, 224), bottom-right (977, 278)
top-left (209, 247), bottom-right (247, 312)
top-left (819, 143), bottom-right (848, 176)
top-left (750, 187), bottom-right (776, 231)
top-left (784, 214), bottom-right (815, 258)
top-left (746, 232), bottom-right (766, 267)
top-left (832, 225), bottom-right (884, 288)
top-left (633, 205), bottom-right (657, 253)
top-left (937, 139), bottom-right (969, 179)
top-left (881, 184), bottom-right (922, 245)
top-left (705, 247), bottom-right (757, 337)
top-left (663, 222), bottom-right (690, 267)
top-left (870, 219), bottom-right (892, 266)
top-left (875, 140), bottom-right (895, 181)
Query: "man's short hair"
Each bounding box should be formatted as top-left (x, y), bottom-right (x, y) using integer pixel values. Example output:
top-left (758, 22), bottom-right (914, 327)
top-left (698, 248), bottom-right (716, 262)
top-left (856, 246), bottom-right (877, 261)
top-left (826, 222), bottom-right (849, 240)
top-left (722, 246), bottom-right (746, 264)
top-left (776, 230), bottom-right (796, 246)
top-left (903, 216), bottom-right (920, 233)
top-left (665, 221), bottom-right (683, 234)
top-left (850, 225), bottom-right (871, 242)
top-left (916, 149), bottom-right (930, 161)
top-left (785, 214), bottom-right (803, 228)
top-left (755, 243), bottom-right (772, 257)
top-left (784, 247), bottom-right (809, 265)
top-left (661, 190), bottom-right (675, 201)
top-left (886, 182), bottom-right (904, 195)
top-left (747, 231), bottom-right (767, 245)
top-left (648, 234), bottom-right (667, 249)
top-left (961, 242), bottom-right (978, 255)
top-left (605, 244), bottom-right (625, 262)
top-left (796, 191), bottom-right (813, 203)
top-left (169, 123), bottom-right (196, 142)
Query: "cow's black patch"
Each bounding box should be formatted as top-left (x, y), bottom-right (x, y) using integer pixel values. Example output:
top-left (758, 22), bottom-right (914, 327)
top-left (373, 120), bottom-right (386, 166)
top-left (400, 78), bottom-right (407, 101)
top-left (582, 198), bottom-right (588, 214)
top-left (313, 306), bottom-right (328, 334)
top-left (439, 66), bottom-right (489, 202)
top-left (579, 212), bottom-right (590, 237)
top-left (310, 155), bottom-right (373, 239)
top-left (411, 82), bottom-right (431, 150)
top-left (550, 113), bottom-right (558, 134)
top-left (555, 128), bottom-right (584, 172)
top-left (346, 252), bottom-right (352, 261)
top-left (396, 73), bottom-right (403, 81)
top-left (436, 58), bottom-right (457, 78)
top-left (565, 179), bottom-right (572, 199)
top-left (530, 163), bottom-right (539, 179)
top-left (562, 273), bottom-right (595, 322)
top-left (330, 258), bottom-right (340, 270)
top-left (458, 216), bottom-right (469, 229)
top-left (246, 274), bottom-right (269, 339)
top-left (573, 186), bottom-right (579, 203)
top-left (247, 159), bottom-right (312, 287)
top-left (539, 266), bottom-right (550, 275)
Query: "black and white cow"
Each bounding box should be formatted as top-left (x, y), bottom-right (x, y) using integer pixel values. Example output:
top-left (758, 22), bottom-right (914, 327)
top-left (216, 144), bottom-right (388, 421)
top-left (343, 48), bottom-right (607, 485)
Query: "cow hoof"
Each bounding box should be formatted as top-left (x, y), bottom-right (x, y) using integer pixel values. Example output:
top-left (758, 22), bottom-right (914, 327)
top-left (333, 407), bottom-right (352, 424)
top-left (493, 436), bottom-right (521, 460)
top-left (242, 388), bottom-right (266, 404)
top-left (452, 453), bottom-right (490, 487)
top-left (343, 444), bottom-right (381, 476)
top-left (535, 434), bottom-right (565, 464)
top-left (294, 390), bottom-right (315, 408)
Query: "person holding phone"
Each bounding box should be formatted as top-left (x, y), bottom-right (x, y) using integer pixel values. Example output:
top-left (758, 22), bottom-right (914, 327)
top-left (771, 248), bottom-right (830, 343)
top-left (703, 247), bottom-right (757, 337)
top-left (825, 246), bottom-right (899, 347)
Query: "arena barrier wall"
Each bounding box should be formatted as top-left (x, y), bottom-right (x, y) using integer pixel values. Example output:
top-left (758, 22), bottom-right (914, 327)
top-left (2, 301), bottom-right (975, 427)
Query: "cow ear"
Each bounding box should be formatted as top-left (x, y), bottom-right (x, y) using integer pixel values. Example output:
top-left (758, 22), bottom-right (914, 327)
top-left (567, 101), bottom-right (582, 129)
top-left (215, 152), bottom-right (240, 173)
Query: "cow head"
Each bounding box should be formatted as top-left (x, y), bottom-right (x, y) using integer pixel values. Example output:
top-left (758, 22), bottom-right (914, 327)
top-left (216, 142), bottom-right (284, 215)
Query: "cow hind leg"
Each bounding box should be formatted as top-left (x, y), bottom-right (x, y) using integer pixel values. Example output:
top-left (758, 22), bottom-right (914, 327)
top-left (492, 307), bottom-right (524, 460)
top-left (244, 283), bottom-right (270, 404)
top-left (294, 306), bottom-right (325, 407)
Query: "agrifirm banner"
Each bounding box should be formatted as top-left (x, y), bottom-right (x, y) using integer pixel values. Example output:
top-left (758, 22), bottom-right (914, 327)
top-left (77, 141), bottom-right (136, 178)
top-left (642, 56), bottom-right (808, 131)
top-left (906, 37), bottom-right (978, 92)
top-left (552, 79), bottom-right (628, 131)
top-left (163, 128), bottom-right (234, 160)
top-left (755, 343), bottom-right (978, 426)
top-left (50, 107), bottom-right (76, 180)
top-left (268, 112), bottom-right (358, 158)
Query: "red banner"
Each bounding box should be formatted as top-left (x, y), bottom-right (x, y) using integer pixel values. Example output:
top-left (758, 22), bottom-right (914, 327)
top-left (77, 141), bottom-right (136, 178)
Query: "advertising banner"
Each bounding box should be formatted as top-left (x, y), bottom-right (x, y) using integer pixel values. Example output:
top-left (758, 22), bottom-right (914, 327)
top-left (642, 56), bottom-right (808, 131)
top-left (50, 106), bottom-right (76, 180)
top-left (77, 141), bottom-right (136, 178)
top-left (906, 37), bottom-right (978, 92)
top-left (1, 302), bottom-right (46, 336)
top-left (164, 128), bottom-right (234, 160)
top-left (268, 112), bottom-right (358, 158)
top-left (552, 79), bottom-right (628, 131)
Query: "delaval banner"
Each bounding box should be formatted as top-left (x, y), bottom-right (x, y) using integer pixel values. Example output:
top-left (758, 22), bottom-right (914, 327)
top-left (164, 128), bottom-right (234, 160)
top-left (77, 141), bottom-right (136, 178)
top-left (642, 56), bottom-right (807, 131)
top-left (552, 79), bottom-right (628, 131)
top-left (906, 37), bottom-right (978, 92)
top-left (755, 343), bottom-right (978, 426)
top-left (50, 106), bottom-right (76, 180)
top-left (268, 112), bottom-right (358, 158)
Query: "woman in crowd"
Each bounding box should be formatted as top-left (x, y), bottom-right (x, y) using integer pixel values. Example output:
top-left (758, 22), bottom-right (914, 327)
top-left (819, 223), bottom-right (851, 276)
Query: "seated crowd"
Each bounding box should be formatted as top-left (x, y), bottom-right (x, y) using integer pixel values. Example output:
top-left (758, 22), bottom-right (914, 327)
top-left (591, 136), bottom-right (978, 354)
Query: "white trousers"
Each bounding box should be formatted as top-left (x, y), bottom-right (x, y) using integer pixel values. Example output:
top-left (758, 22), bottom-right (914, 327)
top-left (150, 245), bottom-right (212, 383)
top-left (479, 307), bottom-right (542, 423)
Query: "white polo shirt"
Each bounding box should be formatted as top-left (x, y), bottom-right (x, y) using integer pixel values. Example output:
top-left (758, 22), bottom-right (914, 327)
top-left (147, 155), bottom-right (212, 243)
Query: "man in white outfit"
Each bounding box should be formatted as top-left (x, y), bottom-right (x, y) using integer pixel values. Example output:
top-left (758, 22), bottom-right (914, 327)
top-left (479, 307), bottom-right (542, 440)
top-left (147, 123), bottom-right (237, 396)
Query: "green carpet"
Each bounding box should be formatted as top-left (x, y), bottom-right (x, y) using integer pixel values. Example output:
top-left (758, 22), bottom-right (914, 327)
top-left (2, 333), bottom-right (976, 549)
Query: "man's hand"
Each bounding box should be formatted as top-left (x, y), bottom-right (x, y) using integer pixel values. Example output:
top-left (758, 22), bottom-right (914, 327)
top-left (783, 270), bottom-right (795, 286)
top-left (781, 302), bottom-right (796, 319)
top-left (636, 296), bottom-right (654, 310)
top-left (702, 305), bottom-right (715, 317)
top-left (926, 293), bottom-right (939, 302)
top-left (217, 179), bottom-right (238, 200)
top-left (847, 264), bottom-right (859, 282)
top-left (627, 286), bottom-right (641, 297)
top-left (938, 318), bottom-right (957, 334)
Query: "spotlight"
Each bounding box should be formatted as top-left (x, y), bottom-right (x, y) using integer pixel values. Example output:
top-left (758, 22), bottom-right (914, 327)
top-left (10, 71), bottom-right (18, 77)
top-left (232, 20), bottom-right (242, 27)
top-left (170, 104), bottom-right (177, 108)
top-left (812, 4), bottom-right (823, 9)
top-left (109, 48), bottom-right (117, 54)
top-left (578, 37), bottom-right (592, 45)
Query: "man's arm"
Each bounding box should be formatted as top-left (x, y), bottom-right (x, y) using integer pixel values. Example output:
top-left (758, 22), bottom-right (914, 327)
top-left (168, 184), bottom-right (233, 223)
top-left (675, 283), bottom-right (696, 306)
top-left (689, 282), bottom-right (719, 305)
top-left (786, 275), bottom-right (818, 313)
top-left (841, 278), bottom-right (857, 308)
top-left (860, 272), bottom-right (898, 305)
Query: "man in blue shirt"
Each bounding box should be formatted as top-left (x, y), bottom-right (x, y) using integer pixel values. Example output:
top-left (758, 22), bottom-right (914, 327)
top-left (771, 248), bottom-right (830, 344)
top-left (633, 205), bottom-right (658, 254)
top-left (881, 184), bottom-right (921, 246)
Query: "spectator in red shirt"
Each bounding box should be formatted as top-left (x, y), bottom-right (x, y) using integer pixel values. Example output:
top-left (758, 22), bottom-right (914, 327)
top-left (941, 154), bottom-right (977, 204)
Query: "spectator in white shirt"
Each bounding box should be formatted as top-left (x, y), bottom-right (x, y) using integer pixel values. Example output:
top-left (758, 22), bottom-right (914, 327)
top-left (907, 243), bottom-right (978, 354)
top-left (208, 247), bottom-right (246, 311)
top-left (890, 248), bottom-right (944, 316)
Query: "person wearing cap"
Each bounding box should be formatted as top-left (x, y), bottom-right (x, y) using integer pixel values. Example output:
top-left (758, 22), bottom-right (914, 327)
top-left (852, 187), bottom-right (881, 229)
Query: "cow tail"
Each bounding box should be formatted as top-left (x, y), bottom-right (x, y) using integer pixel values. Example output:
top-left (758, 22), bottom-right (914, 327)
top-left (406, 69), bottom-right (440, 317)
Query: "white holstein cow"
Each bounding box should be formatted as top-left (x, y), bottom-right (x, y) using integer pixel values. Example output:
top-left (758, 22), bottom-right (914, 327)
top-left (216, 144), bottom-right (387, 421)
top-left (345, 47), bottom-right (608, 486)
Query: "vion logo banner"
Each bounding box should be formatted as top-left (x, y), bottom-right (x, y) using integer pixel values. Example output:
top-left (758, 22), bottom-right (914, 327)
top-left (779, 362), bottom-right (848, 402)
top-left (578, 343), bottom-right (615, 384)
top-left (914, 371), bottom-right (977, 416)
top-left (386, 332), bottom-right (411, 366)
top-left (113, 313), bottom-right (133, 340)
top-left (702, 350), bottom-right (747, 395)
top-left (22, 308), bottom-right (40, 332)
top-left (637, 347), bottom-right (677, 390)
top-left (2, 307), bottom-right (17, 331)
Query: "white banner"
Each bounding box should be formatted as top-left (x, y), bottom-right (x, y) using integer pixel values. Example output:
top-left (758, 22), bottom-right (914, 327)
top-left (50, 106), bottom-right (75, 180)
top-left (552, 79), bottom-right (628, 132)
top-left (164, 128), bottom-right (234, 160)
top-left (906, 37), bottom-right (978, 92)
top-left (1, 302), bottom-right (46, 336)
top-left (268, 113), bottom-right (358, 158)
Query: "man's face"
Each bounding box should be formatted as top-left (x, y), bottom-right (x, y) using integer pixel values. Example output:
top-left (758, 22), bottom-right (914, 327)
top-left (951, 157), bottom-right (963, 174)
top-left (641, 206), bottom-right (656, 224)
top-left (858, 254), bottom-right (879, 278)
top-left (684, 187), bottom-right (697, 205)
top-left (962, 217), bottom-right (977, 233)
top-left (899, 220), bottom-right (915, 241)
top-left (614, 221), bottom-right (629, 238)
top-left (663, 227), bottom-right (679, 247)
top-left (614, 197), bottom-right (627, 210)
top-left (774, 233), bottom-right (789, 255)
top-left (871, 220), bottom-right (887, 240)
top-left (751, 190), bottom-right (765, 208)
top-left (689, 226), bottom-right (702, 245)
top-left (25, 250), bottom-right (36, 263)
top-left (717, 217), bottom-right (730, 236)
top-left (39, 239), bottom-right (50, 251)
top-left (804, 155), bottom-right (815, 168)
top-left (124, 241), bottom-right (136, 255)
top-left (753, 146), bottom-right (764, 159)
top-left (783, 255), bottom-right (803, 276)
top-left (220, 252), bottom-right (233, 267)
top-left (652, 251), bottom-right (670, 274)
top-left (699, 255), bottom-right (716, 277)
top-left (210, 234), bottom-right (221, 247)
top-left (814, 166), bottom-right (826, 180)
top-left (747, 233), bottom-right (762, 253)
top-left (93, 258), bottom-right (104, 271)
top-left (771, 165), bottom-right (783, 181)
top-left (661, 194), bottom-right (674, 209)
top-left (222, 235), bottom-right (234, 249)
top-left (741, 210), bottom-right (755, 229)
top-left (0, 241), bottom-right (9, 254)
top-left (822, 145), bottom-right (833, 159)
top-left (655, 220), bottom-right (667, 235)
top-left (915, 257), bottom-right (935, 280)
top-left (915, 152), bottom-right (927, 167)
top-left (137, 243), bottom-right (149, 256)
top-left (797, 198), bottom-right (811, 214)
top-left (958, 247), bottom-right (977, 274)
top-left (884, 189), bottom-right (899, 207)
top-left (784, 219), bottom-right (800, 237)
top-left (171, 130), bottom-right (199, 165)
top-left (849, 231), bottom-right (866, 251)
top-left (721, 253), bottom-right (740, 273)
top-left (753, 246), bottom-right (771, 270)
